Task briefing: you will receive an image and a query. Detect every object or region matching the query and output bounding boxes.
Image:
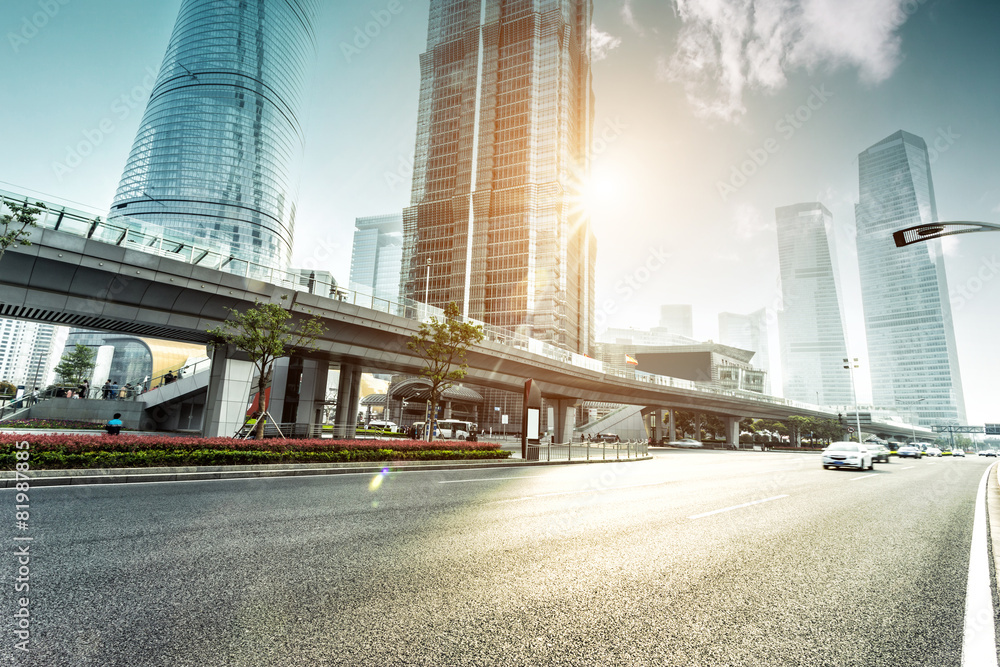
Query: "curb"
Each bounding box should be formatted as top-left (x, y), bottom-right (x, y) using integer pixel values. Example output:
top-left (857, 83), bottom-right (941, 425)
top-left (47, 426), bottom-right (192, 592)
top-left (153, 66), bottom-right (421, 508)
top-left (2, 456), bottom-right (653, 488)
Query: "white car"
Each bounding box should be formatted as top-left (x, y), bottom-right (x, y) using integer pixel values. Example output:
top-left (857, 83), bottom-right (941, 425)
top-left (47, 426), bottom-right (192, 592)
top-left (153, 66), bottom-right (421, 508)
top-left (952, 449), bottom-right (965, 457)
top-left (897, 445), bottom-right (923, 459)
top-left (924, 446), bottom-right (943, 457)
top-left (822, 442), bottom-right (873, 470)
top-left (668, 439), bottom-right (703, 448)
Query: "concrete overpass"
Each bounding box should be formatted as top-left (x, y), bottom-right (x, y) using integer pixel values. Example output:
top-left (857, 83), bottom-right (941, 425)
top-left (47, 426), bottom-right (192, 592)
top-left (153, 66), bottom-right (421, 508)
top-left (0, 201), bottom-right (931, 442)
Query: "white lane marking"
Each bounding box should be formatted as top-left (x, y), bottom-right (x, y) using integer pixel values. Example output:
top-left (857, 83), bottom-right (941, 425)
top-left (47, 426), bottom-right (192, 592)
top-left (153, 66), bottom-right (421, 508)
top-left (439, 476), bottom-right (545, 483)
top-left (961, 462), bottom-right (998, 667)
top-left (901, 466), bottom-right (915, 470)
top-left (849, 474), bottom-right (877, 481)
top-left (498, 481), bottom-right (668, 503)
top-left (688, 495), bottom-right (789, 520)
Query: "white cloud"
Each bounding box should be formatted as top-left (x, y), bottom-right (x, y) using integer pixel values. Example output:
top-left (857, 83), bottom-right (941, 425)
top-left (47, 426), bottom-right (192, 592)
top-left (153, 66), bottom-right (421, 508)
top-left (734, 202), bottom-right (772, 238)
top-left (590, 25), bottom-right (622, 62)
top-left (621, 0), bottom-right (644, 34)
top-left (662, 0), bottom-right (914, 122)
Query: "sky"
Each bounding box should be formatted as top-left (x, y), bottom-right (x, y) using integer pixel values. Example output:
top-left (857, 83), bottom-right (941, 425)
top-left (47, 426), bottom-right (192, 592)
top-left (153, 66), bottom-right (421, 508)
top-left (1, 0), bottom-right (998, 426)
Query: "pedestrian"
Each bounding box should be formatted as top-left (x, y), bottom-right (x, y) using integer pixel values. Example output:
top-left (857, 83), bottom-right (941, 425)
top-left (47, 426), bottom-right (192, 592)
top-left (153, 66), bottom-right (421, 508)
top-left (110, 380), bottom-right (120, 400)
top-left (163, 370), bottom-right (175, 384)
top-left (102, 380), bottom-right (112, 400)
top-left (105, 412), bottom-right (123, 435)
top-left (77, 380), bottom-right (89, 400)
top-left (28, 387), bottom-right (39, 406)
top-left (119, 383), bottom-right (131, 400)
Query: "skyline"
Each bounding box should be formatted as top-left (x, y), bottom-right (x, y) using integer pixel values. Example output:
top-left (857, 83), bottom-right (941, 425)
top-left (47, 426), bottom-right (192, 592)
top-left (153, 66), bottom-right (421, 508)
top-left (1, 0), bottom-right (998, 426)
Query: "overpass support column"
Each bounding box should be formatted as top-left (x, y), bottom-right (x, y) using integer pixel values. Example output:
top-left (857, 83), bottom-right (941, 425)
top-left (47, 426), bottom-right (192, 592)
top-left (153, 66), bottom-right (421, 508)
top-left (333, 364), bottom-right (361, 439)
top-left (202, 345), bottom-right (255, 438)
top-left (667, 409), bottom-right (676, 442)
top-left (652, 409), bottom-right (664, 444)
top-left (552, 398), bottom-right (579, 444)
top-left (726, 417), bottom-right (741, 450)
top-left (296, 358), bottom-right (329, 434)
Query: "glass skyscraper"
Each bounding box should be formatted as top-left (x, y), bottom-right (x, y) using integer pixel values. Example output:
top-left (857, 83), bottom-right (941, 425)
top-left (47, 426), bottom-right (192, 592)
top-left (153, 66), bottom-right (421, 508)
top-left (855, 130), bottom-right (966, 426)
top-left (401, 0), bottom-right (597, 354)
top-left (718, 308), bottom-right (773, 395)
top-left (775, 203), bottom-right (853, 406)
top-left (350, 213), bottom-right (403, 305)
top-left (109, 0), bottom-right (317, 274)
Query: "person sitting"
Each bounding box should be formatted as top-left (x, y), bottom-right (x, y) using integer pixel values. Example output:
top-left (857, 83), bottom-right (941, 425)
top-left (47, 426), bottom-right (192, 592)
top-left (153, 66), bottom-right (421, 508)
top-left (105, 413), bottom-right (123, 435)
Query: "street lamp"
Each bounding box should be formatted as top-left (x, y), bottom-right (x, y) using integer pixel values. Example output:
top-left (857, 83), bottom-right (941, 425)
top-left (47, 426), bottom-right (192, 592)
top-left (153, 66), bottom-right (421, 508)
top-left (843, 358), bottom-right (863, 443)
top-left (893, 220), bottom-right (1000, 247)
top-left (900, 397), bottom-right (927, 443)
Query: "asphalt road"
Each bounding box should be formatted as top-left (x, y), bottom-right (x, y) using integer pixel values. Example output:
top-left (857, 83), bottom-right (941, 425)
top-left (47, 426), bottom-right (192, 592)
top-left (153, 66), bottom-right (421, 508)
top-left (2, 450), bottom-right (996, 666)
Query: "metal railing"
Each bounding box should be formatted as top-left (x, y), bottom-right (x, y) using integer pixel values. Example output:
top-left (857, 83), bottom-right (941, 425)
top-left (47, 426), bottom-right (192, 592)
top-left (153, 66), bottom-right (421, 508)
top-left (525, 439), bottom-right (649, 462)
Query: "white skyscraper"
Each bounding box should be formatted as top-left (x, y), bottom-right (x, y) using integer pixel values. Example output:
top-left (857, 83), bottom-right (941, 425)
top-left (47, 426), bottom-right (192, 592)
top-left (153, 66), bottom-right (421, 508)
top-left (350, 213), bottom-right (403, 305)
top-left (776, 203), bottom-right (853, 406)
top-left (659, 305), bottom-right (694, 339)
top-left (0, 319), bottom-right (66, 391)
top-left (855, 130), bottom-right (966, 425)
top-left (719, 309), bottom-right (774, 394)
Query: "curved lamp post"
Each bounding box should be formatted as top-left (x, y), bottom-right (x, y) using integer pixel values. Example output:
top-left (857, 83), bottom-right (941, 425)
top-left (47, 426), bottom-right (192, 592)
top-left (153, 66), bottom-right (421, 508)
top-left (893, 220), bottom-right (1000, 247)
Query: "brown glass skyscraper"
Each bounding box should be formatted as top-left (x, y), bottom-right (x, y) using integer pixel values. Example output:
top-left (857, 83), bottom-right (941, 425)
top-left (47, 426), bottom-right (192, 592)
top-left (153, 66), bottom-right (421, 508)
top-left (401, 0), bottom-right (597, 354)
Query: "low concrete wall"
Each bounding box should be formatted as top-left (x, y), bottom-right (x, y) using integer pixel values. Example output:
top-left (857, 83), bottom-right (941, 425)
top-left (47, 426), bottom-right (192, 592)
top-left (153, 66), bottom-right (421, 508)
top-left (27, 398), bottom-right (145, 427)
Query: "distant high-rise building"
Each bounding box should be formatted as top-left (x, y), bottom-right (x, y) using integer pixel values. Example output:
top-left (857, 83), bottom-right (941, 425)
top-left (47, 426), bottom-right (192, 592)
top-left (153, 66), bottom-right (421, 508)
top-left (0, 319), bottom-right (65, 391)
top-left (599, 326), bottom-right (697, 347)
top-left (855, 130), bottom-right (966, 425)
top-left (400, 0), bottom-right (597, 354)
top-left (290, 269), bottom-right (340, 299)
top-left (350, 213), bottom-right (403, 305)
top-left (775, 203), bottom-right (852, 406)
top-left (108, 0), bottom-right (318, 274)
top-left (659, 305), bottom-right (694, 339)
top-left (719, 308), bottom-right (774, 394)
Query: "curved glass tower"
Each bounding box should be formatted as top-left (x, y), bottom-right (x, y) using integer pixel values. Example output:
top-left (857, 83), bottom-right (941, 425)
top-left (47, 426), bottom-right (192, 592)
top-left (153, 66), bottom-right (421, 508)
top-left (109, 0), bottom-right (317, 274)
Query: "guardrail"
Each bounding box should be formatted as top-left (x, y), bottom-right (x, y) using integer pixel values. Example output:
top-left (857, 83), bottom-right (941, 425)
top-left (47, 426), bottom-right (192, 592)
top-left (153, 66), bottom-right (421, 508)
top-left (526, 439), bottom-right (649, 462)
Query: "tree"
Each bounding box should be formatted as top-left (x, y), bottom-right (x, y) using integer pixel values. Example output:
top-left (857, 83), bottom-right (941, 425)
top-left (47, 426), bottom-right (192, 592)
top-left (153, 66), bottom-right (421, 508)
top-left (407, 302), bottom-right (484, 442)
top-left (53, 344), bottom-right (96, 386)
top-left (0, 381), bottom-right (15, 398)
top-left (0, 197), bottom-right (45, 264)
top-left (207, 298), bottom-right (326, 439)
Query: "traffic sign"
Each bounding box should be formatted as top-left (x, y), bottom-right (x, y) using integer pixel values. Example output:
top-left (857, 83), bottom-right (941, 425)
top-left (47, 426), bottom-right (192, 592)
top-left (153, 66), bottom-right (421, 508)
top-left (848, 427), bottom-right (855, 433)
top-left (987, 424), bottom-right (1000, 436)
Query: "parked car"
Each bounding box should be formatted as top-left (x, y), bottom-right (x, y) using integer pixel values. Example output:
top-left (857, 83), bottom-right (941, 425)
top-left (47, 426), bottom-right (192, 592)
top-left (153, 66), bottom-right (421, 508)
top-left (668, 438), bottom-right (702, 448)
top-left (897, 445), bottom-right (923, 459)
top-left (867, 443), bottom-right (890, 463)
top-left (822, 442), bottom-right (873, 470)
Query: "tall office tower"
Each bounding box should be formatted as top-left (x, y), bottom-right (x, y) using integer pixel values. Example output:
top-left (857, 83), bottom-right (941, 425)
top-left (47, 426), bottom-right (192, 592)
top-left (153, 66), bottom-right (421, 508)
top-left (659, 304), bottom-right (694, 339)
top-left (719, 308), bottom-right (774, 394)
top-left (855, 130), bottom-right (966, 425)
top-left (775, 203), bottom-right (853, 406)
top-left (0, 319), bottom-right (65, 390)
top-left (400, 0), bottom-right (597, 354)
top-left (350, 213), bottom-right (404, 305)
top-left (108, 0), bottom-right (317, 274)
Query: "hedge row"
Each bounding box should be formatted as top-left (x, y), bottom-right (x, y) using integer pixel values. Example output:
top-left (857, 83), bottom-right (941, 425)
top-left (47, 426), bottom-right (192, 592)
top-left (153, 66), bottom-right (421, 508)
top-left (2, 447), bottom-right (511, 470)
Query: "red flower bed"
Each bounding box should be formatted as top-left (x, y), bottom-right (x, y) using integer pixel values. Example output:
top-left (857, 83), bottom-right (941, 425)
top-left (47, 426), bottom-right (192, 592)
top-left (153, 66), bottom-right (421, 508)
top-left (0, 433), bottom-right (504, 455)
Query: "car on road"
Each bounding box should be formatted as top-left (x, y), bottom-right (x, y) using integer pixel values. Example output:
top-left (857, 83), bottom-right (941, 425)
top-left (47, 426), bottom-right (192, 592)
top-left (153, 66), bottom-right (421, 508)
top-left (822, 442), bottom-right (873, 470)
top-left (924, 446), bottom-right (943, 457)
top-left (867, 443), bottom-right (890, 463)
top-left (952, 449), bottom-right (965, 457)
top-left (979, 449), bottom-right (996, 457)
top-left (897, 445), bottom-right (923, 459)
top-left (668, 438), bottom-right (703, 448)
